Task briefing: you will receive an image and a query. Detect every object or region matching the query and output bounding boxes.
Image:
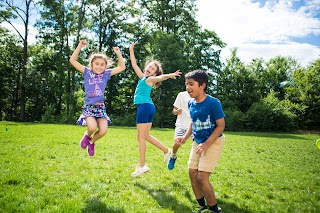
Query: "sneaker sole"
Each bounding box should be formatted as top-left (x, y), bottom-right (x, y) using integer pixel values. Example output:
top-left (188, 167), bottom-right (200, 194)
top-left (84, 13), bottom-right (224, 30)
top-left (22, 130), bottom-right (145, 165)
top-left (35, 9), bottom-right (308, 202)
top-left (131, 169), bottom-right (150, 177)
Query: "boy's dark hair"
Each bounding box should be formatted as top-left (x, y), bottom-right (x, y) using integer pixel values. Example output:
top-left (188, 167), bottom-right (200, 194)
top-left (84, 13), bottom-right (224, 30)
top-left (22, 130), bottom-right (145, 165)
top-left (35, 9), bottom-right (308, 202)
top-left (185, 69), bottom-right (208, 91)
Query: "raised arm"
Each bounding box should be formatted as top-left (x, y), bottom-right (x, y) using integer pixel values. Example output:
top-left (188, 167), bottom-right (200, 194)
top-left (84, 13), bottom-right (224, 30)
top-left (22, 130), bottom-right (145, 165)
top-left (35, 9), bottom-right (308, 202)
top-left (110, 47), bottom-right (126, 76)
top-left (69, 40), bottom-right (86, 73)
top-left (129, 42), bottom-right (144, 78)
top-left (147, 70), bottom-right (181, 84)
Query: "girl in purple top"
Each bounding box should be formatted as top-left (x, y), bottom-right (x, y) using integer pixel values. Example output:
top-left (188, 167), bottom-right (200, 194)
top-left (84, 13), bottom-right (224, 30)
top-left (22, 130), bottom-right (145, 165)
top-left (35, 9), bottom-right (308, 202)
top-left (70, 40), bottom-right (126, 156)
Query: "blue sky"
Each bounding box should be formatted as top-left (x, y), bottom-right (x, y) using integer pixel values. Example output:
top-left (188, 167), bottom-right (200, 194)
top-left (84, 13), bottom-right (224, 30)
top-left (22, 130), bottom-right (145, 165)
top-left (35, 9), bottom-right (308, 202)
top-left (196, 0), bottom-right (320, 66)
top-left (2, 0), bottom-right (319, 67)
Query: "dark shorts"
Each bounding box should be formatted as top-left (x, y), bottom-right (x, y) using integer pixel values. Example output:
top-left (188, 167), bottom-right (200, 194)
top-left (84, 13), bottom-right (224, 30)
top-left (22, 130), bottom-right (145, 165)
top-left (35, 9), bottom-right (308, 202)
top-left (136, 103), bottom-right (156, 124)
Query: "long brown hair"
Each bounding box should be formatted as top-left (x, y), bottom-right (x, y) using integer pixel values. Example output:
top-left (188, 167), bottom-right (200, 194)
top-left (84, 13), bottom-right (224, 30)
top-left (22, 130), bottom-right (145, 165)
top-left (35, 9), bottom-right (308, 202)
top-left (144, 60), bottom-right (163, 88)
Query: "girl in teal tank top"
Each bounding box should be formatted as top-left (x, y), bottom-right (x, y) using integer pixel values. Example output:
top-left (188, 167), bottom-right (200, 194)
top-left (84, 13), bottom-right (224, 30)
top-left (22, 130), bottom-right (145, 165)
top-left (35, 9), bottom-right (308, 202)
top-left (129, 41), bottom-right (182, 177)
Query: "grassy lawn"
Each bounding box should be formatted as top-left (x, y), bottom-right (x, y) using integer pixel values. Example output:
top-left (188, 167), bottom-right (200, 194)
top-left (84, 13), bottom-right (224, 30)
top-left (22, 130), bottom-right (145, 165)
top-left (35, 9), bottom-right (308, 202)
top-left (0, 121), bottom-right (319, 213)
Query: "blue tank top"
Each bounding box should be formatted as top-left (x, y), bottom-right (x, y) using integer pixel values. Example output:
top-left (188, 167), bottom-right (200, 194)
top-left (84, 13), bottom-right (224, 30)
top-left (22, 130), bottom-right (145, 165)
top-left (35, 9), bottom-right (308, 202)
top-left (134, 77), bottom-right (153, 105)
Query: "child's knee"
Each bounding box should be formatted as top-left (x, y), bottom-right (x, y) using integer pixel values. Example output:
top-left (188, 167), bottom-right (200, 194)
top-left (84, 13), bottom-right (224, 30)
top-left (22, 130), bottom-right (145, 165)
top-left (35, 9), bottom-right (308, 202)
top-left (88, 126), bottom-right (97, 133)
top-left (98, 128), bottom-right (108, 136)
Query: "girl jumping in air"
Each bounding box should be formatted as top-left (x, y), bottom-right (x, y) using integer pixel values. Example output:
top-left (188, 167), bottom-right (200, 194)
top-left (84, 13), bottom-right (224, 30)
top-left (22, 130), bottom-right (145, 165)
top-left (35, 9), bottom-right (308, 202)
top-left (129, 41), bottom-right (181, 177)
top-left (70, 40), bottom-right (126, 156)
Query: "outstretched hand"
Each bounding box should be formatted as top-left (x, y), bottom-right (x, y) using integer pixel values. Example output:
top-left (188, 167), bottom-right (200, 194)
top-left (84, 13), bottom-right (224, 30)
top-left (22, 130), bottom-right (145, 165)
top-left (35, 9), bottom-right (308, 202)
top-left (170, 70), bottom-right (182, 79)
top-left (79, 40), bottom-right (87, 48)
top-left (113, 46), bottom-right (120, 54)
top-left (129, 41), bottom-right (138, 51)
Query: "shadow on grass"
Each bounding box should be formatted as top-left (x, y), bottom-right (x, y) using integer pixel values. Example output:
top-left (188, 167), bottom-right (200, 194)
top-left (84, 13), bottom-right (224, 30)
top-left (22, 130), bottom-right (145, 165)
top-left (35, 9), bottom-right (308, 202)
top-left (225, 131), bottom-right (310, 140)
top-left (172, 182), bottom-right (253, 213)
top-left (136, 182), bottom-right (254, 213)
top-left (81, 197), bottom-right (125, 213)
top-left (219, 200), bottom-right (254, 213)
top-left (135, 182), bottom-right (192, 212)
top-left (109, 126), bottom-right (174, 132)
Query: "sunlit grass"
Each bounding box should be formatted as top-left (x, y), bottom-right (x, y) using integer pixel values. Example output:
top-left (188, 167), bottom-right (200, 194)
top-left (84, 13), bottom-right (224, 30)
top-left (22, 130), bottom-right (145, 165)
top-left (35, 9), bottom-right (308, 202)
top-left (0, 122), bottom-right (319, 212)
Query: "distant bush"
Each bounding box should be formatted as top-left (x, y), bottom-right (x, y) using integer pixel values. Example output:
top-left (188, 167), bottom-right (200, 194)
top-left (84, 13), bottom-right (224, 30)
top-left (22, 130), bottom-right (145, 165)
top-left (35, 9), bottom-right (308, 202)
top-left (110, 113), bottom-right (136, 126)
top-left (224, 108), bottom-right (245, 131)
top-left (244, 93), bottom-right (297, 131)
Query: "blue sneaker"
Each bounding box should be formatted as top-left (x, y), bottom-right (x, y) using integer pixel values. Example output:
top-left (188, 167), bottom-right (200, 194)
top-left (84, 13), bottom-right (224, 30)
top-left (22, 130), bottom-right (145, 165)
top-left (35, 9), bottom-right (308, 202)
top-left (167, 156), bottom-right (177, 170)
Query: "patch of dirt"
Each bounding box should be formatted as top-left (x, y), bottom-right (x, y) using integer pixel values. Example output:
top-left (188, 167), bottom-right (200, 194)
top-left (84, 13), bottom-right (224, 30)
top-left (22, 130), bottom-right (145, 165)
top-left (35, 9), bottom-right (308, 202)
top-left (294, 130), bottom-right (320, 135)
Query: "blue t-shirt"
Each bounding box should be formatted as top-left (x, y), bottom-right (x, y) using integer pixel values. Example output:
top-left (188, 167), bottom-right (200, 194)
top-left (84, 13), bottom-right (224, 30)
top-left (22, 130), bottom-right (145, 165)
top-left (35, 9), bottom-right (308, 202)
top-left (188, 95), bottom-right (225, 144)
top-left (83, 67), bottom-right (111, 105)
top-left (134, 76), bottom-right (153, 105)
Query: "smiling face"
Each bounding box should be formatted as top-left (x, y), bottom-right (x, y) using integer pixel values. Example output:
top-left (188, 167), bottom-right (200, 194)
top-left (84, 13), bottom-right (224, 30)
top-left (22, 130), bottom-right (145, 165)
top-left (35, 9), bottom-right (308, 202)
top-left (185, 78), bottom-right (206, 100)
top-left (144, 62), bottom-right (158, 76)
top-left (184, 70), bottom-right (208, 102)
top-left (91, 58), bottom-right (107, 74)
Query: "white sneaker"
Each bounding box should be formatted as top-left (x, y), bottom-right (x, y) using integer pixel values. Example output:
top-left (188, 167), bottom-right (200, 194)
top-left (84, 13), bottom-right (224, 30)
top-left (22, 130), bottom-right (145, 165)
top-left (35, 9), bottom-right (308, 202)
top-left (131, 165), bottom-right (150, 177)
top-left (164, 148), bottom-right (172, 163)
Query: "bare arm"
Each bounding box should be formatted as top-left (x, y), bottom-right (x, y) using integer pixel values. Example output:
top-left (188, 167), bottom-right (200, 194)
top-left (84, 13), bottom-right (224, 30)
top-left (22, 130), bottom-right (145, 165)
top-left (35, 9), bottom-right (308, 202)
top-left (69, 40), bottom-right (86, 73)
top-left (147, 70), bottom-right (181, 84)
top-left (129, 42), bottom-right (144, 78)
top-left (175, 122), bottom-right (192, 145)
top-left (110, 46), bottom-right (126, 76)
top-left (172, 107), bottom-right (182, 115)
top-left (196, 117), bottom-right (225, 155)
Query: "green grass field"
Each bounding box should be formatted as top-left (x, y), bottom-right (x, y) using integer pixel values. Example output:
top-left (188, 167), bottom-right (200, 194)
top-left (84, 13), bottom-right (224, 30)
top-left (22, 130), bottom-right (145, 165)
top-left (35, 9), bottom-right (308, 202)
top-left (0, 121), bottom-right (319, 213)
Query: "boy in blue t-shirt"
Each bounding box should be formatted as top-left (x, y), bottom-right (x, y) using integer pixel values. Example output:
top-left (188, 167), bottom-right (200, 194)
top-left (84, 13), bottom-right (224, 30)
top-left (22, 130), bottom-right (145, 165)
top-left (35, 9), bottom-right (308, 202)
top-left (175, 70), bottom-right (225, 213)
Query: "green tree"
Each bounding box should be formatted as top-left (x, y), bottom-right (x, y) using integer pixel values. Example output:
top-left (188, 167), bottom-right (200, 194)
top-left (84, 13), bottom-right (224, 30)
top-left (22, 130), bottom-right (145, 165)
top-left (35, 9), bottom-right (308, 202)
top-left (36, 0), bottom-right (76, 122)
top-left (264, 56), bottom-right (299, 99)
top-left (130, 0), bottom-right (225, 127)
top-left (219, 48), bottom-right (260, 112)
top-left (0, 27), bottom-right (23, 121)
top-left (0, 0), bottom-right (37, 121)
top-left (289, 59), bottom-right (320, 129)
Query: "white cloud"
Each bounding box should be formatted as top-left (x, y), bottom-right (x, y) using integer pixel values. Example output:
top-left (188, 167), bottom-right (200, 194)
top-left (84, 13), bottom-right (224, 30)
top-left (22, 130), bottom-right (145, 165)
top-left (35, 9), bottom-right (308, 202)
top-left (196, 0), bottom-right (320, 66)
top-left (1, 22), bottom-right (37, 44)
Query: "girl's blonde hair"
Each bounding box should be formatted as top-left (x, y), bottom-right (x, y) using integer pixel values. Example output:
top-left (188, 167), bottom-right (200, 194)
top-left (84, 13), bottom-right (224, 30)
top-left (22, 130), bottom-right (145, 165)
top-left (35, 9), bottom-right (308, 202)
top-left (88, 53), bottom-right (114, 70)
top-left (144, 59), bottom-right (163, 88)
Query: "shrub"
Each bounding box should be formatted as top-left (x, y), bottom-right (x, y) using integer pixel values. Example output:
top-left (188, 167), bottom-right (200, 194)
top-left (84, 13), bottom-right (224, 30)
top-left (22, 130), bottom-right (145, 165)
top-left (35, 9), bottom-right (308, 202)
top-left (244, 93), bottom-right (297, 131)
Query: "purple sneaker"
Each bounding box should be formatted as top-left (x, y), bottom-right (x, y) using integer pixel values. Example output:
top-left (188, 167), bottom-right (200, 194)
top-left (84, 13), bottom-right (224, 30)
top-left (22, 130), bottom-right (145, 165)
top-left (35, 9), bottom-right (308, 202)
top-left (87, 143), bottom-right (95, 156)
top-left (80, 132), bottom-right (91, 149)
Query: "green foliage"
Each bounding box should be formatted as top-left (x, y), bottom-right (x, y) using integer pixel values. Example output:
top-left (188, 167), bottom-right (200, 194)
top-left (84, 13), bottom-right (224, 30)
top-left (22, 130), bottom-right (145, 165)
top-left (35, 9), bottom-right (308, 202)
top-left (289, 60), bottom-right (320, 129)
top-left (1, 1), bottom-right (319, 131)
top-left (110, 113), bottom-right (136, 126)
top-left (0, 27), bottom-right (23, 121)
top-left (224, 108), bottom-right (245, 131)
top-left (219, 49), bottom-right (260, 112)
top-left (244, 93), bottom-right (297, 131)
top-left (0, 122), bottom-right (319, 212)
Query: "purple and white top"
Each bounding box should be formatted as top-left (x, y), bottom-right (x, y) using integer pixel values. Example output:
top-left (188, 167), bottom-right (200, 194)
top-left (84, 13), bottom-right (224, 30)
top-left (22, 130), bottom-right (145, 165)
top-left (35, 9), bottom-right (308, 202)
top-left (83, 67), bottom-right (111, 105)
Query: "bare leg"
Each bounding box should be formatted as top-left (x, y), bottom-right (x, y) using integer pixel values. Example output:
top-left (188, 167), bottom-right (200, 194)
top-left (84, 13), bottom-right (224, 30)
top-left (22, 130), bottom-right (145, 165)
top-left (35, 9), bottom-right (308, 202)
top-left (196, 171), bottom-right (217, 206)
top-left (172, 142), bottom-right (181, 155)
top-left (189, 169), bottom-right (204, 199)
top-left (85, 117), bottom-right (98, 137)
top-left (145, 135), bottom-right (169, 153)
top-left (136, 123), bottom-right (151, 167)
top-left (91, 118), bottom-right (108, 143)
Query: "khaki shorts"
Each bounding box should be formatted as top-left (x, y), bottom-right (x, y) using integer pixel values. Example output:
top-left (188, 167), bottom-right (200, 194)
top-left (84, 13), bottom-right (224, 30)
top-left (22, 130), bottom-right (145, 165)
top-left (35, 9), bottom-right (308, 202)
top-left (188, 135), bottom-right (225, 173)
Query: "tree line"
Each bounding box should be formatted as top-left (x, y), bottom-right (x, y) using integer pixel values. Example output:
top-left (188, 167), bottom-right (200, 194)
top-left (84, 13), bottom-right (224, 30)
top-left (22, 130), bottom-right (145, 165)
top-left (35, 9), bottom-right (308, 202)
top-left (0, 0), bottom-right (319, 131)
